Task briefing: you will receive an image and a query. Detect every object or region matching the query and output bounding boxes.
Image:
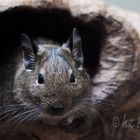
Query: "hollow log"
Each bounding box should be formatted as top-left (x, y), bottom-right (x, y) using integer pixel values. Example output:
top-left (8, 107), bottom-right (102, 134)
top-left (0, 0), bottom-right (140, 140)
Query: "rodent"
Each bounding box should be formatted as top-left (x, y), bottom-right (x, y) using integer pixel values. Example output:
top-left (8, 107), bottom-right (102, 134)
top-left (0, 28), bottom-right (92, 130)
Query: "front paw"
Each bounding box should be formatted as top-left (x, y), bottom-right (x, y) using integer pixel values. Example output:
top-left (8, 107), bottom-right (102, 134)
top-left (59, 116), bottom-right (74, 126)
top-left (59, 117), bottom-right (85, 133)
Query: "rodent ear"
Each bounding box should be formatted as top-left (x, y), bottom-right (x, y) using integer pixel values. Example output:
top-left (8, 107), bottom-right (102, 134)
top-left (64, 28), bottom-right (84, 70)
top-left (72, 28), bottom-right (84, 70)
top-left (21, 33), bottom-right (35, 70)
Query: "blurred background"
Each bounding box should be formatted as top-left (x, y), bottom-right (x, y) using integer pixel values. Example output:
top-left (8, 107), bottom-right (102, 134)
top-left (105, 0), bottom-right (140, 12)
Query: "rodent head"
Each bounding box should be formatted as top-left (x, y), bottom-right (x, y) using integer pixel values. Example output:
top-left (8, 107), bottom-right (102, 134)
top-left (14, 28), bottom-right (92, 125)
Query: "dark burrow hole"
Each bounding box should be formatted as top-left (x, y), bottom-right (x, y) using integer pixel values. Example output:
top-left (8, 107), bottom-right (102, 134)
top-left (0, 6), bottom-right (106, 78)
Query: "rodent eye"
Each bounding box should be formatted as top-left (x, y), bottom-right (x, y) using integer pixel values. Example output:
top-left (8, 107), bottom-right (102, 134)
top-left (38, 74), bottom-right (44, 84)
top-left (70, 73), bottom-right (75, 83)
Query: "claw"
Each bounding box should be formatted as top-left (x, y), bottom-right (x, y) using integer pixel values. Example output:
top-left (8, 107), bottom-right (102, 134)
top-left (59, 116), bottom-right (74, 126)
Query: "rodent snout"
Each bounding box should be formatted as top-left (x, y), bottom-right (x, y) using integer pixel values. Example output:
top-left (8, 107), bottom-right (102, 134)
top-left (47, 104), bottom-right (64, 116)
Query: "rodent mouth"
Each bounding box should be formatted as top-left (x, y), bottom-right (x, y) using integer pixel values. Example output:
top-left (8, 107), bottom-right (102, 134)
top-left (36, 108), bottom-right (85, 126)
top-left (40, 98), bottom-right (92, 126)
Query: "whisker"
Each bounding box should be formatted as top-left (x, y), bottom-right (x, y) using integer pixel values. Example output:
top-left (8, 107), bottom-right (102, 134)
top-left (0, 107), bottom-right (19, 117)
top-left (0, 107), bottom-right (23, 128)
top-left (14, 109), bottom-right (39, 130)
top-left (0, 105), bottom-right (16, 110)
top-left (28, 111), bottom-right (43, 127)
top-left (7, 108), bottom-right (38, 123)
top-left (35, 112), bottom-right (48, 127)
top-left (3, 108), bottom-right (35, 128)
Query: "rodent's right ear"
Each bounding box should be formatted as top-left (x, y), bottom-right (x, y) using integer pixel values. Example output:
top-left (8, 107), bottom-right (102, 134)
top-left (21, 33), bottom-right (35, 71)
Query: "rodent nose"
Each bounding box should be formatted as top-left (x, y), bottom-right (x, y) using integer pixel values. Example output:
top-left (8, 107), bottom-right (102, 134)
top-left (48, 105), bottom-right (64, 116)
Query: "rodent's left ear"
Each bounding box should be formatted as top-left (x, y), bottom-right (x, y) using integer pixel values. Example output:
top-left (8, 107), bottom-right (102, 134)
top-left (21, 33), bottom-right (35, 71)
top-left (72, 28), bottom-right (84, 70)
